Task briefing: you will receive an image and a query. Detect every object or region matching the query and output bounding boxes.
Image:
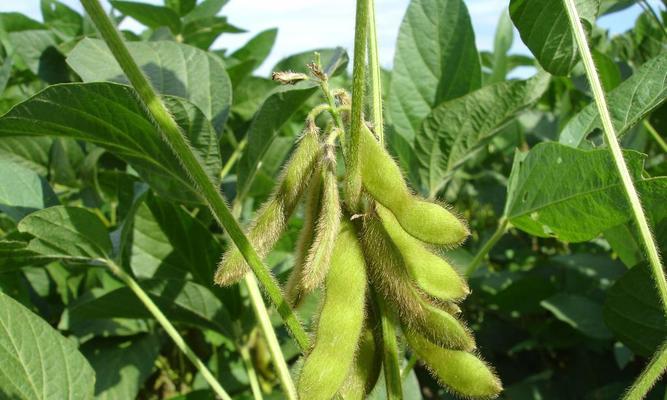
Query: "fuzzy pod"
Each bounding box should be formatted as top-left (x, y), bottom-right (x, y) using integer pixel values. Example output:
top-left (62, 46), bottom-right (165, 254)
top-left (359, 124), bottom-right (469, 246)
top-left (215, 126), bottom-right (320, 286)
top-left (339, 325), bottom-right (382, 400)
top-left (297, 221), bottom-right (368, 400)
top-left (300, 144), bottom-right (341, 292)
top-left (285, 165), bottom-right (323, 306)
top-left (361, 214), bottom-right (475, 351)
top-left (376, 204), bottom-right (469, 302)
top-left (406, 331), bottom-right (502, 399)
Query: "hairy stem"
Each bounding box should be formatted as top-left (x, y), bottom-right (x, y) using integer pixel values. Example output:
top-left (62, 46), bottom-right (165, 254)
top-left (346, 0), bottom-right (370, 211)
top-left (106, 261), bottom-right (232, 400)
top-left (244, 274), bottom-right (298, 400)
top-left (220, 138), bottom-right (247, 180)
top-left (644, 120), bottom-right (667, 153)
top-left (400, 353), bottom-right (418, 381)
top-left (376, 293), bottom-right (403, 400)
top-left (80, 0), bottom-right (309, 353)
top-left (623, 340), bottom-right (667, 400)
top-left (563, 0), bottom-right (666, 307)
top-left (367, 0), bottom-right (384, 145)
top-left (466, 218), bottom-right (509, 277)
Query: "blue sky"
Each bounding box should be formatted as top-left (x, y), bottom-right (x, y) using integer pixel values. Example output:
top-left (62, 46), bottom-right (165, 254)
top-left (1, 0), bottom-right (663, 75)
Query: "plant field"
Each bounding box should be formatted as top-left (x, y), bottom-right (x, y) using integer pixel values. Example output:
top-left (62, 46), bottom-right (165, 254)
top-left (0, 0), bottom-right (665, 399)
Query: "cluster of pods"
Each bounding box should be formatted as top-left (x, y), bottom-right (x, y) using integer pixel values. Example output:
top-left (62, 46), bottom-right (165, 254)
top-left (215, 90), bottom-right (501, 400)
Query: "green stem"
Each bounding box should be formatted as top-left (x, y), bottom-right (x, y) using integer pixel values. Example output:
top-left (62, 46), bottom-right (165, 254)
top-left (220, 138), bottom-right (247, 180)
top-left (346, 0), bottom-right (370, 210)
top-left (644, 120), bottom-right (667, 153)
top-left (366, 0), bottom-right (384, 145)
top-left (466, 218), bottom-right (509, 277)
top-left (565, 0), bottom-right (666, 306)
top-left (80, 0), bottom-right (309, 352)
top-left (375, 293), bottom-right (403, 400)
top-left (623, 340), bottom-right (667, 400)
top-left (239, 340), bottom-right (264, 400)
top-left (106, 261), bottom-right (232, 400)
top-left (400, 353), bottom-right (418, 381)
top-left (244, 275), bottom-right (298, 400)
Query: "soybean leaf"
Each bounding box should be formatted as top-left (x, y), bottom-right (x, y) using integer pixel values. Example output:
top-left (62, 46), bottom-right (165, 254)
top-left (0, 159), bottom-right (58, 222)
top-left (165, 0), bottom-right (197, 16)
top-left (388, 0), bottom-right (481, 142)
top-left (0, 241), bottom-right (53, 273)
top-left (541, 293), bottom-right (612, 339)
top-left (67, 38), bottom-right (232, 131)
top-left (67, 280), bottom-right (232, 335)
top-left (0, 82), bottom-right (221, 204)
top-left (604, 263), bottom-right (666, 357)
top-left (510, 0), bottom-right (600, 76)
top-left (82, 334), bottom-right (161, 400)
top-left (489, 9), bottom-right (514, 84)
top-left (17, 206), bottom-right (112, 261)
top-left (237, 48), bottom-right (348, 197)
top-left (121, 191), bottom-right (222, 284)
top-left (0, 54), bottom-right (12, 94)
top-left (599, 0), bottom-right (635, 15)
top-left (228, 28), bottom-right (277, 72)
top-left (110, 1), bottom-right (181, 34)
top-left (0, 137), bottom-right (52, 175)
top-left (182, 16), bottom-right (243, 50)
top-left (505, 142), bottom-right (667, 242)
top-left (271, 47), bottom-right (349, 76)
top-left (8, 29), bottom-right (69, 83)
top-left (559, 52), bottom-right (667, 147)
top-left (415, 73), bottom-right (549, 195)
top-left (183, 0), bottom-right (229, 23)
top-left (0, 292), bottom-right (96, 400)
top-left (40, 0), bottom-right (83, 39)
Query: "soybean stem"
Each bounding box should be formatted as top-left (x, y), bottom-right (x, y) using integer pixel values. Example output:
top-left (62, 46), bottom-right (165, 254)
top-left (466, 218), bottom-right (509, 277)
top-left (347, 0), bottom-right (370, 210)
top-left (564, 0), bottom-right (665, 309)
top-left (623, 340), bottom-right (667, 400)
top-left (367, 0), bottom-right (384, 145)
top-left (400, 353), bottom-right (418, 380)
top-left (375, 293), bottom-right (403, 400)
top-left (244, 274), bottom-right (298, 400)
top-left (220, 138), bottom-right (247, 180)
top-left (239, 344), bottom-right (264, 400)
top-left (105, 260), bottom-right (232, 400)
top-left (80, 0), bottom-right (310, 352)
top-left (644, 120), bottom-right (667, 153)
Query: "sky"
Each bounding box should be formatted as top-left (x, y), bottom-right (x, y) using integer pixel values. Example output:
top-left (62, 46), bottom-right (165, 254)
top-left (1, 0), bottom-right (663, 76)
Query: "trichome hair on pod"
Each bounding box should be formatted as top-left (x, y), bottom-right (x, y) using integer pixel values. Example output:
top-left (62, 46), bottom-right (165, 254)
top-left (215, 122), bottom-right (321, 286)
top-left (338, 324), bottom-right (382, 400)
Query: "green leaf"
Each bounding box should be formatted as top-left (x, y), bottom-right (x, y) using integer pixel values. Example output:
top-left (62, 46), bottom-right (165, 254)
top-left (68, 279), bottom-right (233, 336)
top-left (388, 0), bottom-right (481, 142)
top-left (67, 38), bottom-right (232, 131)
top-left (0, 82), bottom-right (221, 204)
top-left (121, 191), bottom-right (222, 285)
top-left (488, 9), bottom-right (514, 84)
top-left (0, 137), bottom-right (51, 175)
top-left (271, 47), bottom-right (349, 76)
top-left (559, 52), bottom-right (667, 147)
top-left (604, 263), bottom-right (666, 357)
top-left (40, 0), bottom-right (83, 39)
top-left (8, 29), bottom-right (69, 83)
top-left (183, 0), bottom-right (229, 23)
top-left (17, 206), bottom-right (112, 261)
top-left (505, 142), bottom-right (667, 242)
top-left (110, 1), bottom-right (181, 34)
top-left (510, 0), bottom-right (600, 76)
top-left (236, 48), bottom-right (348, 197)
top-left (228, 28), bottom-right (277, 70)
top-left (0, 54), bottom-right (13, 94)
top-left (0, 291), bottom-right (96, 400)
top-left (541, 293), bottom-right (612, 339)
top-left (415, 73), bottom-right (549, 195)
top-left (82, 334), bottom-right (160, 400)
top-left (0, 159), bottom-right (58, 222)
top-left (165, 0), bottom-right (197, 16)
top-left (182, 16), bottom-right (243, 50)
top-left (0, 241), bottom-right (53, 273)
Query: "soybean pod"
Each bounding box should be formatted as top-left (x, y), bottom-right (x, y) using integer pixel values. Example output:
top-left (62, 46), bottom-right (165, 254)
top-left (359, 123), bottom-right (469, 246)
top-left (297, 220), bottom-right (367, 400)
top-left (406, 330), bottom-right (502, 399)
top-left (215, 125), bottom-right (320, 286)
top-left (376, 204), bottom-right (469, 302)
top-left (339, 326), bottom-right (382, 400)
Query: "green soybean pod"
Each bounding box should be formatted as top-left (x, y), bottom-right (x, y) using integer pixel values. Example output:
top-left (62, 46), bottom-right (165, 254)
top-left (376, 204), bottom-right (469, 302)
top-left (359, 123), bottom-right (469, 246)
top-left (298, 221), bottom-right (367, 400)
top-left (285, 165), bottom-right (323, 306)
top-left (406, 331), bottom-right (502, 399)
top-left (215, 126), bottom-right (320, 286)
top-left (339, 326), bottom-right (382, 400)
top-left (300, 144), bottom-right (341, 292)
top-left (361, 214), bottom-right (475, 351)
